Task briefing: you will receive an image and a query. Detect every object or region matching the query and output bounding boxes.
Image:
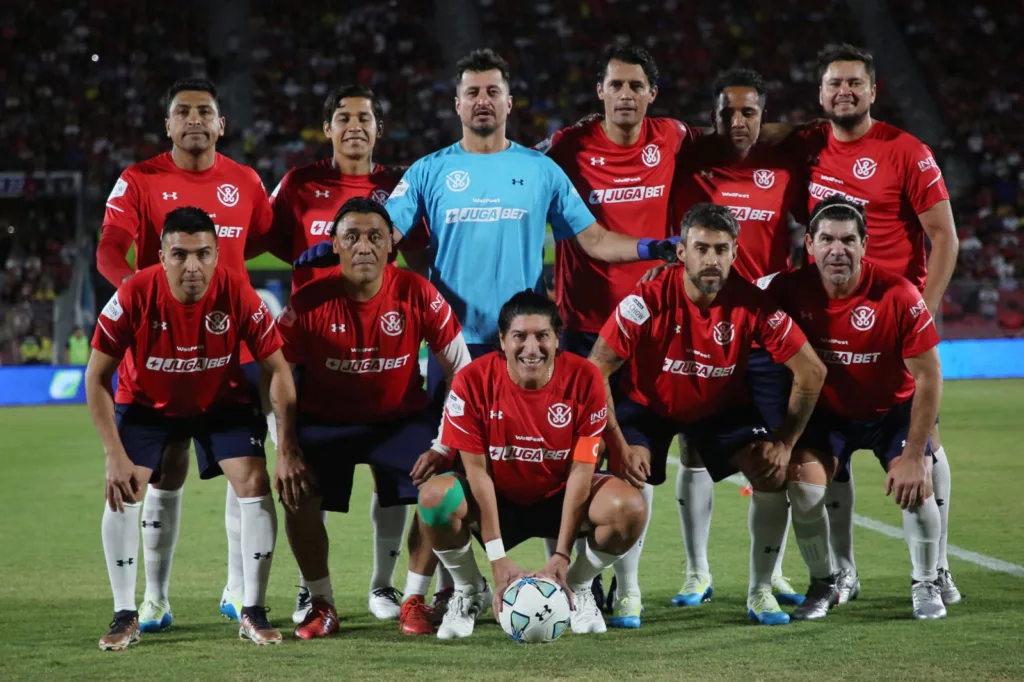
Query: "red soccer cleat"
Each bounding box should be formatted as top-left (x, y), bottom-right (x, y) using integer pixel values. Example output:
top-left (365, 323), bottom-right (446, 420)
top-left (293, 597), bottom-right (339, 640)
top-left (399, 596), bottom-right (435, 635)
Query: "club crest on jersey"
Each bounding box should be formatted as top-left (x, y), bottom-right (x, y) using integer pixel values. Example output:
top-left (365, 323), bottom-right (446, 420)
top-left (217, 183), bottom-right (240, 207)
top-left (712, 321), bottom-right (735, 346)
top-left (548, 403), bottom-right (572, 428)
top-left (380, 311), bottom-right (405, 336)
top-left (850, 306), bottom-right (875, 331)
top-left (445, 170), bottom-right (471, 192)
top-left (852, 158), bottom-right (877, 180)
top-left (753, 169), bottom-right (775, 189)
top-left (641, 144), bottom-right (661, 168)
top-left (370, 189), bottom-right (390, 205)
top-left (205, 311), bottom-right (231, 335)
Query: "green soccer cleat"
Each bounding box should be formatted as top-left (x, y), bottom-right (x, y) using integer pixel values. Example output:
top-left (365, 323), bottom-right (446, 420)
top-left (747, 588), bottom-right (790, 625)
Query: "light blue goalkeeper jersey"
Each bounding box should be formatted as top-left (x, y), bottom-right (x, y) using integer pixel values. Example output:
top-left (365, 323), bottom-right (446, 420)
top-left (386, 141), bottom-right (595, 344)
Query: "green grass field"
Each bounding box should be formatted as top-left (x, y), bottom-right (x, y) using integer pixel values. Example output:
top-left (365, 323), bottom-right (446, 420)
top-left (2, 380), bottom-right (1023, 681)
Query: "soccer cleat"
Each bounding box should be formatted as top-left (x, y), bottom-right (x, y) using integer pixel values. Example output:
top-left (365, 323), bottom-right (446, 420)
top-left (368, 586), bottom-right (403, 621)
top-left (429, 587), bottom-right (454, 625)
top-left (293, 598), bottom-right (338, 640)
top-left (591, 573), bottom-right (606, 611)
top-left (569, 583), bottom-right (607, 634)
top-left (292, 586), bottom-right (312, 625)
top-left (98, 610), bottom-right (140, 651)
top-left (139, 599), bottom-right (173, 633)
top-left (219, 586), bottom-right (243, 622)
top-left (911, 580), bottom-right (947, 620)
top-left (399, 596), bottom-right (435, 635)
top-left (239, 606), bottom-right (283, 645)
top-left (671, 572), bottom-right (713, 607)
top-left (835, 569), bottom-right (861, 605)
top-left (436, 582), bottom-right (491, 640)
top-left (772, 574), bottom-right (806, 606)
top-left (608, 591), bottom-right (643, 629)
top-left (937, 569), bottom-right (962, 605)
top-left (791, 575), bottom-right (841, 621)
top-left (747, 588), bottom-right (791, 625)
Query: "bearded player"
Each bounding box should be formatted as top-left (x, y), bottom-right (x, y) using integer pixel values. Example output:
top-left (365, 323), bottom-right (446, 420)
top-left (590, 203), bottom-right (826, 626)
top-left (87, 207), bottom-right (299, 650)
top-left (767, 196), bottom-right (946, 621)
top-left (96, 78), bottom-right (275, 634)
top-left (416, 290), bottom-right (647, 639)
top-left (797, 44), bottom-right (959, 604)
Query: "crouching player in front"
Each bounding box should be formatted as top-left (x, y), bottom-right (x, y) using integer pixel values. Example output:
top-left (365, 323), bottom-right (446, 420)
top-left (87, 207), bottom-right (299, 650)
top-left (590, 203), bottom-right (826, 626)
top-left (416, 291), bottom-right (647, 639)
top-left (277, 197), bottom-right (471, 639)
top-left (767, 196), bottom-right (946, 620)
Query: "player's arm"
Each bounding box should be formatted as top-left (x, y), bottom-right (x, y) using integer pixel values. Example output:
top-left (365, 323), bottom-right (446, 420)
top-left (97, 229), bottom-right (136, 286)
top-left (84, 348), bottom-right (137, 512)
top-left (888, 346), bottom-right (942, 509)
top-left (588, 337), bottom-right (627, 450)
top-left (411, 333), bottom-right (473, 486)
top-left (919, 200), bottom-right (959, 316)
top-left (98, 174), bottom-right (145, 286)
top-left (258, 348), bottom-right (309, 509)
top-left (776, 342), bottom-right (827, 448)
top-left (574, 222), bottom-right (678, 264)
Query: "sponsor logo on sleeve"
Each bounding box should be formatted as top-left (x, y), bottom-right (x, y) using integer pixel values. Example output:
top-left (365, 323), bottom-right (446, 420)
top-left (445, 391), bottom-right (465, 418)
top-left (252, 301), bottom-right (268, 325)
top-left (590, 406), bottom-right (608, 424)
top-left (389, 179), bottom-right (410, 198)
top-left (101, 293), bottom-right (124, 321)
top-left (909, 300), bottom-right (928, 318)
top-left (618, 295), bottom-right (650, 325)
top-left (107, 177), bottom-right (128, 201)
top-left (918, 157), bottom-right (940, 174)
top-left (766, 310), bottom-right (787, 329)
top-left (755, 271), bottom-right (781, 290)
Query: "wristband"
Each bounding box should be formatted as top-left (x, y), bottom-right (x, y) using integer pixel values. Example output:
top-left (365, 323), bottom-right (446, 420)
top-left (553, 551), bottom-right (571, 562)
top-left (637, 237), bottom-right (656, 260)
top-left (485, 538), bottom-right (506, 562)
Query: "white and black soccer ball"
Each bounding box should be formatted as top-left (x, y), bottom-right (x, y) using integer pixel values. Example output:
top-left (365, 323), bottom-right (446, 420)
top-left (498, 577), bottom-right (572, 643)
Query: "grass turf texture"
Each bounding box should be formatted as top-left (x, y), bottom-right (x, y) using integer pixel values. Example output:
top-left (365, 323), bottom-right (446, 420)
top-left (1, 380), bottom-right (1022, 681)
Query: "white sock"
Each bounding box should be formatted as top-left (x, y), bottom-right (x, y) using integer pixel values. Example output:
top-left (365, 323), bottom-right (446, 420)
top-left (772, 510), bottom-right (792, 580)
top-left (787, 482), bottom-right (833, 580)
top-left (370, 493), bottom-right (408, 591)
top-left (141, 486), bottom-right (182, 603)
top-left (403, 571), bottom-right (433, 602)
top-left (826, 475), bottom-right (857, 573)
top-left (677, 465), bottom-right (713, 575)
top-left (748, 490), bottom-right (790, 593)
top-left (300, 509), bottom-right (329, 589)
top-left (567, 537), bottom-right (621, 590)
top-left (225, 483), bottom-right (244, 598)
top-left (435, 563), bottom-right (453, 593)
top-left (103, 502), bottom-right (141, 613)
top-left (612, 482), bottom-right (653, 597)
top-left (904, 496), bottom-right (941, 583)
top-left (238, 494), bottom-right (277, 608)
top-left (306, 575), bottom-right (333, 605)
top-left (266, 412), bottom-right (278, 450)
top-left (932, 446), bottom-right (951, 571)
top-left (434, 541), bottom-right (485, 593)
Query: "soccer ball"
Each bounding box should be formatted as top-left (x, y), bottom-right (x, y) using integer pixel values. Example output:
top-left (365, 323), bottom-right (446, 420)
top-left (498, 577), bottom-right (572, 643)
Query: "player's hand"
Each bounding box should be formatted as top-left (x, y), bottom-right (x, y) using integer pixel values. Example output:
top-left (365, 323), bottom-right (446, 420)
top-left (539, 553), bottom-right (575, 611)
top-left (885, 453), bottom-right (933, 510)
top-left (622, 446), bottom-right (651, 489)
top-left (274, 443), bottom-right (313, 510)
top-left (292, 241), bottom-right (339, 269)
top-left (573, 113), bottom-right (603, 128)
top-left (637, 237), bottom-right (681, 263)
top-left (105, 452), bottom-right (140, 513)
top-left (410, 449), bottom-right (450, 487)
top-left (750, 440), bottom-right (792, 489)
top-left (638, 262), bottom-right (676, 284)
top-left (491, 557), bottom-right (530, 621)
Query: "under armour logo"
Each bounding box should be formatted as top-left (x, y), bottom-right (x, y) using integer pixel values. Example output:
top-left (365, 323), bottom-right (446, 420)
top-left (315, 190), bottom-right (330, 198)
top-left (162, 192), bottom-right (177, 200)
top-left (800, 311), bottom-right (813, 321)
top-left (330, 323), bottom-right (345, 333)
top-left (674, 325), bottom-right (681, 334)
top-left (763, 546), bottom-right (781, 554)
top-left (677, 498), bottom-right (686, 507)
top-left (490, 410), bottom-right (503, 420)
top-left (115, 558), bottom-right (135, 567)
top-left (936, 498), bottom-right (945, 507)
top-left (389, 549), bottom-right (401, 558)
top-left (753, 427), bottom-right (768, 435)
top-left (151, 321), bottom-right (168, 330)
top-left (535, 604), bottom-right (553, 620)
top-left (827, 501), bottom-right (841, 509)
top-left (590, 157), bottom-right (605, 166)
top-left (253, 552), bottom-right (273, 560)
top-left (700, 170), bottom-right (714, 179)
top-left (511, 178), bottom-right (524, 185)
top-left (141, 520), bottom-right (162, 528)
top-left (250, 437), bottom-right (262, 447)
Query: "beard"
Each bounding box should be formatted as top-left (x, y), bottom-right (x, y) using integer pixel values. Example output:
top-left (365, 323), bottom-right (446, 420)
top-left (468, 121), bottom-right (498, 137)
top-left (688, 269), bottom-right (724, 296)
top-left (827, 108), bottom-right (869, 130)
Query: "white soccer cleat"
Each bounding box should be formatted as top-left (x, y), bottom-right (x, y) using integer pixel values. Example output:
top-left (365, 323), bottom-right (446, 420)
top-left (937, 569), bottom-right (962, 605)
top-left (911, 580), bottom-right (947, 620)
top-left (835, 569), bottom-right (861, 605)
top-left (292, 586), bottom-right (312, 625)
top-left (436, 582), bottom-right (491, 640)
top-left (368, 587), bottom-right (403, 621)
top-left (569, 584), bottom-right (607, 634)
top-left (139, 599), bottom-right (173, 633)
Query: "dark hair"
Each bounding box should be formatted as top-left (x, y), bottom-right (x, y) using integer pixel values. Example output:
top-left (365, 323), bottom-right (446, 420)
top-left (597, 44), bottom-right (659, 88)
top-left (328, 196), bottom-right (395, 237)
top-left (161, 206), bottom-right (217, 242)
top-left (680, 203), bottom-right (740, 242)
top-left (498, 290), bottom-right (562, 337)
top-left (322, 84), bottom-right (384, 135)
top-left (816, 43), bottom-right (876, 84)
top-left (454, 48), bottom-right (511, 90)
top-left (712, 67), bottom-right (768, 109)
top-left (165, 78), bottom-right (219, 115)
top-left (808, 195), bottom-right (867, 240)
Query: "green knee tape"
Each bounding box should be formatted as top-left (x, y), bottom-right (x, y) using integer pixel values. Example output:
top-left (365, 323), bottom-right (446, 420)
top-left (418, 473), bottom-right (465, 527)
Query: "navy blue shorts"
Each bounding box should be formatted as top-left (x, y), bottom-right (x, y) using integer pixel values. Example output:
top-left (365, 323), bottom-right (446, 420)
top-left (240, 361), bottom-right (262, 406)
top-left (114, 403), bottom-right (266, 479)
top-left (298, 411), bottom-right (436, 513)
top-left (746, 348), bottom-right (792, 430)
top-left (617, 398), bottom-right (772, 484)
top-left (426, 342), bottom-right (493, 416)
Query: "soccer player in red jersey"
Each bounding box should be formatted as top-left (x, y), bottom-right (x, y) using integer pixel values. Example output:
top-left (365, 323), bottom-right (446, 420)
top-left (766, 196), bottom-right (946, 621)
top-left (275, 198), bottom-right (470, 639)
top-left (95, 78), bottom-right (278, 633)
top-left (799, 45), bottom-right (959, 604)
top-left (416, 291), bottom-right (647, 639)
top-left (668, 68), bottom-right (810, 610)
top-left (589, 203), bottom-right (826, 626)
top-left (86, 208), bottom-right (300, 650)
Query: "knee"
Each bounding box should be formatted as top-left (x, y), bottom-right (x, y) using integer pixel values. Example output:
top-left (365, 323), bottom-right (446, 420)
top-left (231, 464), bottom-right (271, 498)
top-left (786, 449), bottom-right (833, 486)
top-left (786, 480), bottom-right (828, 518)
top-left (417, 474), bottom-right (464, 528)
top-left (608, 483), bottom-right (648, 538)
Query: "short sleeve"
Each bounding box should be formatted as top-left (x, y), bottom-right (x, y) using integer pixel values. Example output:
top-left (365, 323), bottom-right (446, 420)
top-left (244, 172), bottom-right (276, 260)
top-left (92, 290), bottom-right (135, 357)
top-left (276, 304), bottom-right (307, 365)
top-left (102, 171), bottom-right (143, 238)
top-left (264, 173), bottom-right (301, 262)
top-left (754, 290), bottom-right (807, 364)
top-left (672, 119), bottom-right (701, 155)
top-left (385, 162), bottom-right (428, 237)
top-left (441, 373), bottom-right (487, 454)
top-left (545, 161), bottom-right (595, 241)
top-left (576, 362), bottom-right (608, 441)
top-left (598, 290), bottom-right (653, 361)
top-left (903, 141), bottom-right (950, 215)
top-left (238, 285), bottom-right (283, 361)
top-left (418, 279), bottom-right (461, 352)
top-left (894, 282), bottom-right (940, 358)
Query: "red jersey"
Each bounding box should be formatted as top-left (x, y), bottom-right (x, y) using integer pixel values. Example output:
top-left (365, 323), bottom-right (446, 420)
top-left (766, 262), bottom-right (939, 420)
top-left (92, 264), bottom-right (282, 417)
top-left (268, 160), bottom-right (429, 293)
top-left (541, 117), bottom-right (699, 333)
top-left (672, 138), bottom-right (807, 282)
top-left (800, 121), bottom-right (949, 290)
top-left (441, 351), bottom-right (607, 506)
top-left (600, 267), bottom-right (806, 423)
top-left (278, 266), bottom-right (460, 424)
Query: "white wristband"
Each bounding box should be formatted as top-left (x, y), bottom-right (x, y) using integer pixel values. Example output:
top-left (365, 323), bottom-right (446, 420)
top-left (484, 538), bottom-right (506, 562)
